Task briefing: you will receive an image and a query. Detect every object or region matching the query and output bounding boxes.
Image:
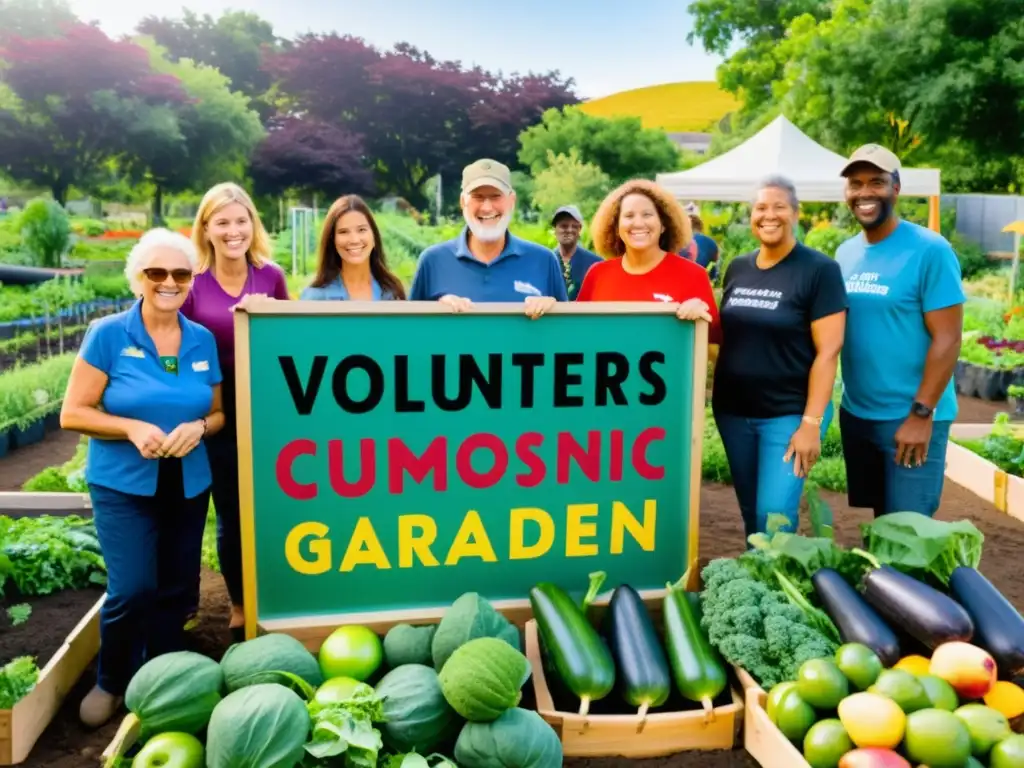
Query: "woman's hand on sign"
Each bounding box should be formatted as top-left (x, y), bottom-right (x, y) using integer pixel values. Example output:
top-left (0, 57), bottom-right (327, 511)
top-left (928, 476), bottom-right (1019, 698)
top-left (524, 295), bottom-right (557, 319)
top-left (157, 419), bottom-right (206, 458)
top-left (784, 420), bottom-right (822, 479)
top-left (439, 294), bottom-right (473, 313)
top-left (231, 293), bottom-right (271, 312)
top-left (676, 298), bottom-right (712, 323)
top-left (126, 421), bottom-right (168, 460)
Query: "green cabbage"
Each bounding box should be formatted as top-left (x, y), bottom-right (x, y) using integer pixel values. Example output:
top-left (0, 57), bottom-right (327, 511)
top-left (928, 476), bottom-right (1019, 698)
top-left (205, 683), bottom-right (310, 768)
top-left (124, 650), bottom-right (223, 739)
top-left (220, 632), bottom-right (323, 692)
top-left (431, 593), bottom-right (520, 670)
top-left (454, 708), bottom-right (563, 767)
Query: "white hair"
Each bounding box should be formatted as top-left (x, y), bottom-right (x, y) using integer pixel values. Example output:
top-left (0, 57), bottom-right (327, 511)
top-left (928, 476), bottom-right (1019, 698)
top-left (124, 228), bottom-right (200, 297)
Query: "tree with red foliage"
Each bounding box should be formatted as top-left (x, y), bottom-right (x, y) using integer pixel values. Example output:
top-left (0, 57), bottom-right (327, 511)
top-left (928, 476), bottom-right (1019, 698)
top-left (0, 22), bottom-right (187, 204)
top-left (262, 34), bottom-right (577, 206)
top-left (249, 116), bottom-right (375, 198)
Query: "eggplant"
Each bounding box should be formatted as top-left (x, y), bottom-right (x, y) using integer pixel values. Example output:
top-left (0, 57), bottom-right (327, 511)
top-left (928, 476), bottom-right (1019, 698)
top-left (812, 567), bottom-right (901, 667)
top-left (860, 562), bottom-right (973, 651)
top-left (949, 566), bottom-right (1024, 678)
top-left (603, 584), bottom-right (671, 714)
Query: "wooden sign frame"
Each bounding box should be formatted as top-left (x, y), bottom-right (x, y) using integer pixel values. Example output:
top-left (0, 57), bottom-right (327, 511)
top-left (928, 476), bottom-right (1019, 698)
top-left (233, 299), bottom-right (709, 646)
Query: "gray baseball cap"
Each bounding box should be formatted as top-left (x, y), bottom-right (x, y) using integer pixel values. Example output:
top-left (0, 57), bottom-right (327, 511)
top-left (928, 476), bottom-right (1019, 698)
top-left (552, 205), bottom-right (584, 225)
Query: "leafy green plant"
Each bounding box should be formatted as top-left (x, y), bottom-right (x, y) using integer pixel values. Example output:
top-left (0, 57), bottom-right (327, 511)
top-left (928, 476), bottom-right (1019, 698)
top-left (0, 657), bottom-right (39, 709)
top-left (0, 353), bottom-right (75, 429)
top-left (0, 514), bottom-right (106, 597)
top-left (18, 198), bottom-right (71, 268)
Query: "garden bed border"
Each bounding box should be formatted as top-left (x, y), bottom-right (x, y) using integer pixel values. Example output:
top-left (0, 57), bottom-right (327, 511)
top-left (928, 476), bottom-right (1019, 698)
top-left (0, 595), bottom-right (104, 765)
top-left (737, 672), bottom-right (812, 768)
top-left (0, 492), bottom-right (91, 515)
top-left (944, 424), bottom-right (1024, 525)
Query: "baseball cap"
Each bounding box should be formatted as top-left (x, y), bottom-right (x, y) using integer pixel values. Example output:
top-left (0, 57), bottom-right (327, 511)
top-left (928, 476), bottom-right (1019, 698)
top-left (462, 159), bottom-right (512, 194)
top-left (551, 205), bottom-right (583, 225)
top-left (840, 144), bottom-right (902, 177)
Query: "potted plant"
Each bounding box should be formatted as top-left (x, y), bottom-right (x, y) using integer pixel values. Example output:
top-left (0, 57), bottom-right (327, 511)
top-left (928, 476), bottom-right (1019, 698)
top-left (1008, 385), bottom-right (1024, 419)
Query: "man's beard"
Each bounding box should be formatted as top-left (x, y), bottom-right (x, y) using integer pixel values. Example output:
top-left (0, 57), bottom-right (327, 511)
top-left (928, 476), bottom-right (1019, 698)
top-left (852, 195), bottom-right (895, 230)
top-left (465, 210), bottom-right (512, 242)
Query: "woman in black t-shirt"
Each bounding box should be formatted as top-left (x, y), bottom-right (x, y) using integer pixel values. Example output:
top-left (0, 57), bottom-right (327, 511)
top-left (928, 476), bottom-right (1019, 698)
top-left (712, 175), bottom-right (848, 539)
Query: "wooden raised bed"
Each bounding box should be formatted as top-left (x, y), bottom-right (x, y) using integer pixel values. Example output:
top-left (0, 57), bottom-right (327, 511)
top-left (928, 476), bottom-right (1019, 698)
top-left (523, 617), bottom-right (743, 758)
top-left (0, 595), bottom-right (104, 765)
top-left (742, 681), bottom-right (811, 768)
top-left (945, 424), bottom-right (1024, 524)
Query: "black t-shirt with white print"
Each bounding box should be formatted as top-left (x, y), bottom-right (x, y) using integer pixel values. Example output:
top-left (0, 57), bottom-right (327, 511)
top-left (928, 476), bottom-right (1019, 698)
top-left (712, 243), bottom-right (848, 419)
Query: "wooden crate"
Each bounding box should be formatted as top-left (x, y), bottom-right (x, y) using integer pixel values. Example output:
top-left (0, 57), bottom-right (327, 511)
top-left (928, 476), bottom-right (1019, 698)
top-left (523, 619), bottom-right (743, 758)
top-left (946, 426), bottom-right (1024, 524)
top-left (742, 683), bottom-right (810, 768)
top-left (99, 713), bottom-right (140, 767)
top-left (0, 595), bottom-right (103, 765)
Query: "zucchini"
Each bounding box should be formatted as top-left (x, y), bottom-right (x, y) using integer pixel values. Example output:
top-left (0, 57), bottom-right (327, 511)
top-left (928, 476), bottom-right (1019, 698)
top-left (529, 571), bottom-right (615, 715)
top-left (812, 567), bottom-right (901, 667)
top-left (854, 550), bottom-right (973, 651)
top-left (602, 584), bottom-right (671, 715)
top-left (663, 580), bottom-right (727, 720)
top-left (949, 566), bottom-right (1024, 678)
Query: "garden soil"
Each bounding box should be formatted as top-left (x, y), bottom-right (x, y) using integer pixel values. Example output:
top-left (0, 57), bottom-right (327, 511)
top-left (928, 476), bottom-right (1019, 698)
top-left (5, 395), bottom-right (1024, 768)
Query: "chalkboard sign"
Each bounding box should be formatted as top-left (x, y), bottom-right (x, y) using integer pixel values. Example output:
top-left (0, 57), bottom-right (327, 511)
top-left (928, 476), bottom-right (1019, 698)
top-left (233, 301), bottom-right (708, 640)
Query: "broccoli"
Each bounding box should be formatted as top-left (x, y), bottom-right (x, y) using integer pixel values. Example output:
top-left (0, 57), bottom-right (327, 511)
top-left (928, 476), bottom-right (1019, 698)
top-left (699, 558), bottom-right (837, 689)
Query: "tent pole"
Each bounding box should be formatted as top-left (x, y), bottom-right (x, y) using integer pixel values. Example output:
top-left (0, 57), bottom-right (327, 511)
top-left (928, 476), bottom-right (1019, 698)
top-left (927, 196), bottom-right (941, 233)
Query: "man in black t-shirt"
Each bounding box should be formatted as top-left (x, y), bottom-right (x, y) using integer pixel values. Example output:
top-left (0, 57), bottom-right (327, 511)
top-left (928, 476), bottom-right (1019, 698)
top-left (711, 176), bottom-right (848, 539)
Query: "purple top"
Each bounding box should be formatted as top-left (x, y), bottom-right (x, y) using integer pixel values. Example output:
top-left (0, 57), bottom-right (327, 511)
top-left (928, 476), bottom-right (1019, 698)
top-left (181, 263), bottom-right (290, 370)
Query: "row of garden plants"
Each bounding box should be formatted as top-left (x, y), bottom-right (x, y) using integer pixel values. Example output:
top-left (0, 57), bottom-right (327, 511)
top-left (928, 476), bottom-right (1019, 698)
top-left (701, 511), bottom-right (1024, 767)
top-left (953, 413), bottom-right (1024, 479)
top-left (958, 298), bottom-right (1024, 402)
top-left (0, 353), bottom-right (75, 458)
top-left (0, 273), bottom-right (133, 336)
top-left (0, 511), bottom-right (107, 712)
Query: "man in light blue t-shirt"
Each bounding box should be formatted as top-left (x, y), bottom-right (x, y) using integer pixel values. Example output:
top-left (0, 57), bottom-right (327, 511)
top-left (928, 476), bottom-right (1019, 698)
top-left (835, 144), bottom-right (964, 518)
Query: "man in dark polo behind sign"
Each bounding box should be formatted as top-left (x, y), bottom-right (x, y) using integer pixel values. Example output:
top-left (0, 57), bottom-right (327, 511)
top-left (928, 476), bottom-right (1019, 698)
top-left (410, 159), bottom-right (568, 316)
top-left (551, 204), bottom-right (602, 300)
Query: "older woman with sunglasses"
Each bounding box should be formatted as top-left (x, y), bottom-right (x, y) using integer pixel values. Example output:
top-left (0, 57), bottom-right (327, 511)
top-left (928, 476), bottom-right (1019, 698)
top-left (61, 228), bottom-right (225, 728)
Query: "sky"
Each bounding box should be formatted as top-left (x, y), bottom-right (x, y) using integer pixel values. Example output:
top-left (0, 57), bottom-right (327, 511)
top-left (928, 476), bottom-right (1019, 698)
top-left (64, 0), bottom-right (726, 100)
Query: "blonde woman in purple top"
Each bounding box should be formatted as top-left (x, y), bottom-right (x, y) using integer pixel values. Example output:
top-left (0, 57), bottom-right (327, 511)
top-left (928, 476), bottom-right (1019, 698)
top-left (180, 182), bottom-right (289, 641)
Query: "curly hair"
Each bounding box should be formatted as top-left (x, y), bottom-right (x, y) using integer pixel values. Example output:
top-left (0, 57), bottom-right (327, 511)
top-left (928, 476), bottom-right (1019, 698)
top-left (590, 179), bottom-right (693, 259)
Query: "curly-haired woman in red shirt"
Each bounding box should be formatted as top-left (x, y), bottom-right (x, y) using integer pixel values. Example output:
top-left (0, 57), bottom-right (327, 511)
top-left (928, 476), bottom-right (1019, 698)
top-left (575, 179), bottom-right (722, 347)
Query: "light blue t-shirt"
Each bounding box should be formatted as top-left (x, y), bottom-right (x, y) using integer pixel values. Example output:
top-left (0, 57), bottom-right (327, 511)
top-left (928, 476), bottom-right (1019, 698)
top-left (835, 219), bottom-right (965, 422)
top-left (300, 275), bottom-right (395, 301)
top-left (410, 227), bottom-right (569, 303)
top-left (79, 300), bottom-right (223, 498)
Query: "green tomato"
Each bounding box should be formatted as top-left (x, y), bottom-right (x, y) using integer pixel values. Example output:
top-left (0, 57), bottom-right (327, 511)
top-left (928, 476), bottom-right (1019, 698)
top-left (133, 732), bottom-right (204, 768)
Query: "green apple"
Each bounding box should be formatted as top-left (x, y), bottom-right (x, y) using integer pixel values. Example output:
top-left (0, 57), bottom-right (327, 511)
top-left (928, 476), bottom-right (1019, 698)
top-left (133, 732), bottom-right (204, 768)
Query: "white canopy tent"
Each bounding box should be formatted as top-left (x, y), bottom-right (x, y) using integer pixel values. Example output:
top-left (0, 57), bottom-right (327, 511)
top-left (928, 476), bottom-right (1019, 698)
top-left (656, 116), bottom-right (942, 224)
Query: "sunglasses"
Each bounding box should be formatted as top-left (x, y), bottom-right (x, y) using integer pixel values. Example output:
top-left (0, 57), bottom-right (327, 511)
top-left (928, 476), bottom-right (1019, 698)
top-left (142, 268), bottom-right (193, 284)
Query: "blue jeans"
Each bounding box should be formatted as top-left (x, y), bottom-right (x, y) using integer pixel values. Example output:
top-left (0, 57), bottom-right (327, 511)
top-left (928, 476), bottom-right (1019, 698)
top-left (839, 407), bottom-right (951, 518)
top-left (714, 402), bottom-right (835, 539)
top-left (89, 460), bottom-right (209, 695)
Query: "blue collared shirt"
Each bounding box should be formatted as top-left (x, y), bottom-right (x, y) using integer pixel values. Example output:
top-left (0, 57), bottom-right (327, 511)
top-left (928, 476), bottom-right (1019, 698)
top-left (299, 276), bottom-right (396, 301)
top-left (554, 244), bottom-right (603, 301)
top-left (410, 227), bottom-right (569, 302)
top-left (79, 300), bottom-right (222, 498)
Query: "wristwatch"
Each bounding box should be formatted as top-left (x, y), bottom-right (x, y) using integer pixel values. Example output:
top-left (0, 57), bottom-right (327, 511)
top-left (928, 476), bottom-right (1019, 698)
top-left (910, 401), bottom-right (934, 418)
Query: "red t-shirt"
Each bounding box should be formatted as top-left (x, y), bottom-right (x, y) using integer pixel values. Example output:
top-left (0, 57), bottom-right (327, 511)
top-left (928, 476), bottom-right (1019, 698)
top-left (575, 252), bottom-right (722, 344)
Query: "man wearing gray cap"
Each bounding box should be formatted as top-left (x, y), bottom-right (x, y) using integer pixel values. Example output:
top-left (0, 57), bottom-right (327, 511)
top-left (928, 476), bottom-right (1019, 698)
top-left (409, 158), bottom-right (568, 316)
top-left (834, 143), bottom-right (964, 520)
top-left (551, 204), bottom-right (601, 300)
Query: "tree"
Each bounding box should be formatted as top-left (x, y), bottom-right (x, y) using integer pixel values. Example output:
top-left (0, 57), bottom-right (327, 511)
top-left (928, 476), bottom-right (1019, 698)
top-left (770, 0), bottom-right (1024, 191)
top-left (686, 0), bottom-right (832, 119)
top-left (0, 22), bottom-right (188, 204)
top-left (262, 34), bottom-right (577, 206)
top-left (136, 9), bottom-right (280, 117)
top-left (123, 36), bottom-right (265, 222)
top-left (531, 149), bottom-right (612, 225)
top-left (0, 0), bottom-right (77, 43)
top-left (518, 107), bottom-right (681, 186)
top-left (249, 116), bottom-right (375, 198)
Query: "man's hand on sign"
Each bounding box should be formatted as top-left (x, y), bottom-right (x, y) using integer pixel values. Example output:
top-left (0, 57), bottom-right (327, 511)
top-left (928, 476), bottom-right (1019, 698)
top-left (676, 298), bottom-right (712, 323)
top-left (524, 295), bottom-right (557, 319)
top-left (439, 294), bottom-right (473, 313)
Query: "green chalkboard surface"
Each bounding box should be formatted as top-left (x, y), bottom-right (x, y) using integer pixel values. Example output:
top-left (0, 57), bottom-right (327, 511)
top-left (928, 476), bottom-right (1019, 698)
top-left (236, 303), bottom-right (704, 630)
